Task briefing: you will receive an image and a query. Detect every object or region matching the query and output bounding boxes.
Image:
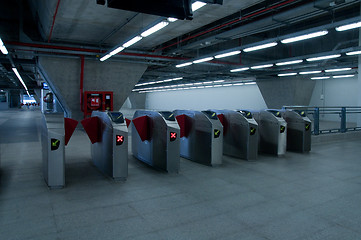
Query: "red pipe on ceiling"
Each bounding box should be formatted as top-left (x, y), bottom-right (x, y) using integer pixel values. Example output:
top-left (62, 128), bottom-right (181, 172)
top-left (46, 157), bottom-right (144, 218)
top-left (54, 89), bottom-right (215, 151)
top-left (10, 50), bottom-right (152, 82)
top-left (156, 0), bottom-right (299, 52)
top-left (48, 0), bottom-right (62, 43)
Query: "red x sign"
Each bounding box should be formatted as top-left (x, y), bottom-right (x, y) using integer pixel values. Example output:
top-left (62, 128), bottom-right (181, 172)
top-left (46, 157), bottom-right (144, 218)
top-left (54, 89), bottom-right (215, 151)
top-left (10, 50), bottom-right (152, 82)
top-left (170, 132), bottom-right (177, 142)
top-left (116, 135), bottom-right (124, 145)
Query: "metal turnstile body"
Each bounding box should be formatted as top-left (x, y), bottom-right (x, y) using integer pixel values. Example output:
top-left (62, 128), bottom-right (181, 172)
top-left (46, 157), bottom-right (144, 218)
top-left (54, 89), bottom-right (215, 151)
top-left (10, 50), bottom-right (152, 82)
top-left (41, 113), bottom-right (65, 188)
top-left (213, 110), bottom-right (258, 160)
top-left (282, 110), bottom-right (311, 152)
top-left (253, 110), bottom-right (287, 156)
top-left (174, 110), bottom-right (223, 166)
top-left (91, 111), bottom-right (128, 180)
top-left (132, 111), bottom-right (180, 173)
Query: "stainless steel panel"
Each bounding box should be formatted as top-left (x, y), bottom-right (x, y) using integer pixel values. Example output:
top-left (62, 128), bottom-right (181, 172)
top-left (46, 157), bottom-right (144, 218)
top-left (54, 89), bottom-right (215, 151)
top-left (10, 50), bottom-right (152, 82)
top-left (282, 110), bottom-right (311, 152)
top-left (132, 110), bottom-right (180, 173)
top-left (173, 110), bottom-right (223, 166)
top-left (212, 110), bottom-right (258, 160)
top-left (253, 110), bottom-right (287, 156)
top-left (91, 111), bottom-right (128, 180)
top-left (41, 113), bottom-right (65, 189)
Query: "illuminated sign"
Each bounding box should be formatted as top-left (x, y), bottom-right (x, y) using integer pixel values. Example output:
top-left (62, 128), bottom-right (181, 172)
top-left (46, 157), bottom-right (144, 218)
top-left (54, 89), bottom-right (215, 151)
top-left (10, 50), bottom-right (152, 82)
top-left (305, 123), bottom-right (310, 131)
top-left (116, 135), bottom-right (124, 145)
top-left (170, 132), bottom-right (177, 141)
top-left (51, 138), bottom-right (60, 151)
top-left (280, 125), bottom-right (286, 133)
top-left (214, 129), bottom-right (221, 138)
top-left (250, 127), bottom-right (256, 135)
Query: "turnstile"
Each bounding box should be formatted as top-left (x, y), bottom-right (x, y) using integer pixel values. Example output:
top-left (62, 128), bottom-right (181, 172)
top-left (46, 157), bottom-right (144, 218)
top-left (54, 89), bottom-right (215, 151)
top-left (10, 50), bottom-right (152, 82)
top-left (41, 113), bottom-right (65, 188)
top-left (282, 110), bottom-right (311, 152)
top-left (253, 110), bottom-right (287, 156)
top-left (213, 110), bottom-right (258, 160)
top-left (90, 111), bottom-right (128, 180)
top-left (174, 110), bottom-right (223, 166)
top-left (132, 110), bottom-right (180, 173)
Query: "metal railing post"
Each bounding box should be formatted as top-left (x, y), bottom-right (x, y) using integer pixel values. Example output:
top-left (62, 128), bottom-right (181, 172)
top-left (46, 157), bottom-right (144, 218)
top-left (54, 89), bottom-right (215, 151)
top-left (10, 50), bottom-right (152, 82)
top-left (340, 107), bottom-right (346, 133)
top-left (314, 107), bottom-right (320, 135)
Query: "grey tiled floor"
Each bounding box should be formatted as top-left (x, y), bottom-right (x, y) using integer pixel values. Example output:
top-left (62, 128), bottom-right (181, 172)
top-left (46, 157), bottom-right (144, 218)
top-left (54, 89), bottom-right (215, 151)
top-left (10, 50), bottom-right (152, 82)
top-left (1, 109), bottom-right (361, 240)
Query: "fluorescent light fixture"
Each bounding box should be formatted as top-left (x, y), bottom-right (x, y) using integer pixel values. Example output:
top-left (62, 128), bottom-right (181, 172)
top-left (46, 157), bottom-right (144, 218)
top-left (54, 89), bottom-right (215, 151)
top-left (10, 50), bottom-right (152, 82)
top-left (167, 17), bottom-right (178, 22)
top-left (278, 73), bottom-right (297, 77)
top-left (299, 71), bottom-right (322, 75)
top-left (0, 38), bottom-right (8, 55)
top-left (213, 85), bottom-right (222, 87)
top-left (205, 85), bottom-right (213, 88)
top-left (333, 75), bottom-right (354, 78)
top-left (336, 21), bottom-right (361, 31)
top-left (311, 76), bottom-right (330, 80)
top-left (325, 68), bottom-right (352, 72)
top-left (176, 62), bottom-right (192, 68)
top-left (192, 1), bottom-right (207, 11)
top-left (109, 46), bottom-right (125, 56)
top-left (214, 50), bottom-right (241, 59)
top-left (194, 82), bottom-right (203, 85)
top-left (244, 82), bottom-right (256, 85)
top-left (197, 86), bottom-right (205, 89)
top-left (233, 83), bottom-right (244, 86)
top-left (243, 42), bottom-right (277, 52)
top-left (190, 87), bottom-right (198, 89)
top-left (213, 80), bottom-right (225, 83)
top-left (346, 50), bottom-right (361, 56)
top-left (123, 36), bottom-right (143, 48)
top-left (306, 54), bottom-right (341, 62)
top-left (203, 81), bottom-right (213, 84)
top-left (230, 67), bottom-right (249, 73)
top-left (141, 21), bottom-right (169, 37)
top-left (12, 68), bottom-right (29, 91)
top-left (163, 77), bottom-right (183, 82)
top-left (281, 30), bottom-right (328, 44)
top-left (223, 84), bottom-right (233, 87)
top-left (100, 54), bottom-right (112, 62)
top-left (193, 57), bottom-right (214, 64)
top-left (185, 83), bottom-right (194, 86)
top-left (251, 64), bottom-right (273, 69)
top-left (276, 60), bottom-right (303, 66)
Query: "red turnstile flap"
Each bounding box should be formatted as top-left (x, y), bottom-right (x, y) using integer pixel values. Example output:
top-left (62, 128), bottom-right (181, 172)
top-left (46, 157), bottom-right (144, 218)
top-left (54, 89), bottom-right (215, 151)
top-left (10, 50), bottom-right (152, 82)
top-left (217, 114), bottom-right (227, 135)
top-left (81, 117), bottom-right (101, 144)
top-left (176, 114), bottom-right (192, 138)
top-left (125, 118), bottom-right (131, 128)
top-left (64, 118), bottom-right (78, 145)
top-left (132, 116), bottom-right (151, 141)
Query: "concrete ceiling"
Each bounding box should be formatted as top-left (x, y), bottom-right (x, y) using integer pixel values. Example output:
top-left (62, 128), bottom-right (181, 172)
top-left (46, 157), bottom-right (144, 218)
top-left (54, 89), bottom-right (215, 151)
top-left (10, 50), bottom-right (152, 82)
top-left (0, 0), bottom-right (360, 91)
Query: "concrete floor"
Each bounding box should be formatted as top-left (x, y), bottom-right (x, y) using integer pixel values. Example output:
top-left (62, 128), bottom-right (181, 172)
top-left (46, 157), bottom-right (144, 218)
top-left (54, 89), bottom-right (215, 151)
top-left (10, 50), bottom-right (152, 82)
top-left (1, 109), bottom-right (361, 240)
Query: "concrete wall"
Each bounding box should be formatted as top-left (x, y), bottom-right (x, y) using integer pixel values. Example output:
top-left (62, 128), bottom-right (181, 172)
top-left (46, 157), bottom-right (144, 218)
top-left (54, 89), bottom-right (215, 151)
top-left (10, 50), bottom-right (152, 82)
top-left (38, 56), bottom-right (147, 121)
top-left (145, 84), bottom-right (267, 111)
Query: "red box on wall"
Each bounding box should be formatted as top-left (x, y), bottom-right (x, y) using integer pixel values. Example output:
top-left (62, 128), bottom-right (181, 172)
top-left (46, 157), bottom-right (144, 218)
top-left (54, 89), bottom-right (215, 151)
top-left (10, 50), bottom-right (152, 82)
top-left (83, 91), bottom-right (113, 118)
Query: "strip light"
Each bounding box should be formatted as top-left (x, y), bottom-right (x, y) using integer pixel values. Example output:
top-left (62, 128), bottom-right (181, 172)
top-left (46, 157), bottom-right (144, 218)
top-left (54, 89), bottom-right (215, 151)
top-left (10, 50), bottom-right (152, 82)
top-left (251, 64), bottom-right (273, 69)
top-left (306, 54), bottom-right (341, 62)
top-left (135, 77), bottom-right (183, 86)
top-left (281, 30), bottom-right (328, 44)
top-left (0, 38), bottom-right (8, 55)
top-left (230, 67), bottom-right (249, 73)
top-left (214, 50), bottom-right (241, 59)
top-left (167, 17), bottom-right (178, 22)
top-left (311, 76), bottom-right (330, 80)
top-left (278, 73), bottom-right (297, 77)
top-left (123, 36), bottom-right (143, 48)
top-left (276, 60), bottom-right (303, 66)
top-left (176, 62), bottom-right (193, 68)
top-left (193, 57), bottom-right (214, 64)
top-left (12, 68), bottom-right (30, 96)
top-left (325, 68), bottom-right (352, 72)
top-left (299, 71), bottom-right (322, 75)
top-left (141, 21), bottom-right (169, 37)
top-left (346, 50), bottom-right (361, 56)
top-left (243, 42), bottom-right (277, 52)
top-left (192, 1), bottom-right (207, 11)
top-left (333, 75), bottom-right (354, 78)
top-left (336, 21), bottom-right (361, 31)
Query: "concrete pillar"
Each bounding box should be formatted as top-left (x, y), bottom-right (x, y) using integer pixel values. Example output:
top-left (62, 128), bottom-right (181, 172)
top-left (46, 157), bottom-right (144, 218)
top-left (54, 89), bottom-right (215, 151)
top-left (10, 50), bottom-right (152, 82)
top-left (38, 56), bottom-right (147, 121)
top-left (257, 76), bottom-right (316, 109)
top-left (357, 13), bottom-right (361, 126)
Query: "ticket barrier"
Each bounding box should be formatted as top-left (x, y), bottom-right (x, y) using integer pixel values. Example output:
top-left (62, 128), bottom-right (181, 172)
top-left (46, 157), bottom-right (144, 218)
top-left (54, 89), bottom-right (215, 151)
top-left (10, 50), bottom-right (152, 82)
top-left (81, 111), bottom-right (128, 180)
top-left (41, 113), bottom-right (78, 188)
top-left (212, 110), bottom-right (258, 160)
top-left (132, 110), bottom-right (180, 173)
top-left (282, 110), bottom-right (311, 153)
top-left (174, 110), bottom-right (223, 166)
top-left (253, 110), bottom-right (287, 156)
